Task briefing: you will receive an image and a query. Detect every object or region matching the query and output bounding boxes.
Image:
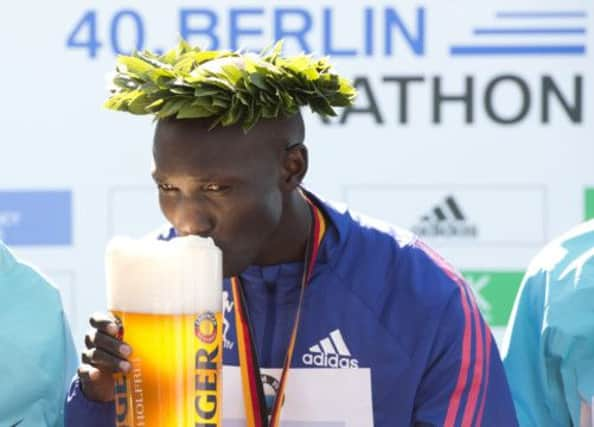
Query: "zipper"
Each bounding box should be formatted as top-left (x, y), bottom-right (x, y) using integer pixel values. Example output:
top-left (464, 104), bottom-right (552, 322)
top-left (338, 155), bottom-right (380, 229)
top-left (261, 281), bottom-right (277, 366)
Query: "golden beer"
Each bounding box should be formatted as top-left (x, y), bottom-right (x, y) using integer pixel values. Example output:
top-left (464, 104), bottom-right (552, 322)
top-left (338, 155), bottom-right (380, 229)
top-left (106, 236), bottom-right (222, 427)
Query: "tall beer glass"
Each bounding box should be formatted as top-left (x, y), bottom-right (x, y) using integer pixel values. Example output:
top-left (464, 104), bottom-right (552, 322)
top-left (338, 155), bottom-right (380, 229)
top-left (106, 236), bottom-right (222, 427)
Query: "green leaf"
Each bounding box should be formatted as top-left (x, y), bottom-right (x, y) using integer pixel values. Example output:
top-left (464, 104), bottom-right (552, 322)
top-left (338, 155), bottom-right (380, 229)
top-left (177, 39), bottom-right (193, 55)
top-left (104, 94), bottom-right (126, 110)
top-left (127, 93), bottom-right (152, 114)
top-left (192, 85), bottom-right (221, 96)
top-left (235, 90), bottom-right (251, 106)
top-left (113, 75), bottom-right (140, 90)
top-left (160, 48), bottom-right (178, 65)
top-left (177, 103), bottom-right (213, 119)
top-left (202, 76), bottom-right (236, 91)
top-left (221, 64), bottom-right (244, 84)
top-left (310, 97), bottom-right (336, 116)
top-left (174, 55), bottom-right (198, 74)
top-left (157, 98), bottom-right (188, 118)
top-left (117, 56), bottom-right (156, 76)
top-left (211, 97), bottom-right (229, 108)
top-left (194, 50), bottom-right (230, 65)
top-left (145, 98), bottom-right (165, 111)
top-left (169, 85), bottom-right (193, 95)
top-left (250, 73), bottom-right (270, 90)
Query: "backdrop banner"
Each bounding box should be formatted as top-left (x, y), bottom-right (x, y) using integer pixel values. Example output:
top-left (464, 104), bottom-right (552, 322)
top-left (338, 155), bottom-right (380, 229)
top-left (0, 0), bottom-right (592, 347)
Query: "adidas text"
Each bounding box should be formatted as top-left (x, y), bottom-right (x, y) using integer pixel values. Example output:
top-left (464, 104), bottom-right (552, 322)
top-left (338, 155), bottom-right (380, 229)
top-left (413, 222), bottom-right (477, 237)
top-left (302, 352), bottom-right (359, 368)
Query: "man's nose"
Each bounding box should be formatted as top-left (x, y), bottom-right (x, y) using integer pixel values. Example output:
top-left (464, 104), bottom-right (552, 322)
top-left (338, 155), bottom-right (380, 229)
top-left (175, 199), bottom-right (215, 238)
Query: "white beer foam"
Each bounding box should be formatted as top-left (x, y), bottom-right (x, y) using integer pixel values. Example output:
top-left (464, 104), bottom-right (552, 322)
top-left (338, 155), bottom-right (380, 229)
top-left (106, 236), bottom-right (222, 314)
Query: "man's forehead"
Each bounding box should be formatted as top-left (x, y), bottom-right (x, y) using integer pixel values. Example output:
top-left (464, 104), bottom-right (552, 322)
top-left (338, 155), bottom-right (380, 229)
top-left (151, 144), bottom-right (250, 180)
top-left (160, 122), bottom-right (285, 158)
top-left (154, 114), bottom-right (302, 148)
top-left (152, 144), bottom-right (246, 174)
top-left (152, 125), bottom-right (279, 181)
top-left (154, 129), bottom-right (277, 163)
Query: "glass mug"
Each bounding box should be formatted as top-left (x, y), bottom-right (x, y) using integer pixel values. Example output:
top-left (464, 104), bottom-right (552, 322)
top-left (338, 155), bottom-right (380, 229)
top-left (106, 236), bottom-right (222, 427)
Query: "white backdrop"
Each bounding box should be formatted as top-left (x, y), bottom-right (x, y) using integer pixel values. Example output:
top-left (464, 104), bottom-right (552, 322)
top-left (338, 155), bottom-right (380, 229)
top-left (0, 0), bottom-right (592, 349)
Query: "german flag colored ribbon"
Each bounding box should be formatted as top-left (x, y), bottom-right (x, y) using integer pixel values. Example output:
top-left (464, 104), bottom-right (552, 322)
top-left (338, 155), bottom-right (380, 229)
top-left (231, 193), bottom-right (327, 427)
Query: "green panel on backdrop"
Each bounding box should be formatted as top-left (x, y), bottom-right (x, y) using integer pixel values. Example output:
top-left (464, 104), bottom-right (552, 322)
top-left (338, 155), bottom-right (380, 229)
top-left (585, 188), bottom-right (594, 220)
top-left (462, 271), bottom-right (523, 327)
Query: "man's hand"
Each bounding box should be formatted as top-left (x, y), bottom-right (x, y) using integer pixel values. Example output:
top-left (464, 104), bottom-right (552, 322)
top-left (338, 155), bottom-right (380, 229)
top-left (78, 312), bottom-right (132, 402)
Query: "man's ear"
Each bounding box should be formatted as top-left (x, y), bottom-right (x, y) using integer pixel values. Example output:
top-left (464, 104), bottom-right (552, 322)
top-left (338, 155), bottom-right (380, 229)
top-left (280, 145), bottom-right (308, 191)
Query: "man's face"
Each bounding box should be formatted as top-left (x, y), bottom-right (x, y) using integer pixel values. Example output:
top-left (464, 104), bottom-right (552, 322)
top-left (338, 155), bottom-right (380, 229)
top-left (152, 119), bottom-right (288, 277)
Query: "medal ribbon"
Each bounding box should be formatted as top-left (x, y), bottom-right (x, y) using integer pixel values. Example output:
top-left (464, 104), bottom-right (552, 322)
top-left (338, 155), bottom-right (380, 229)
top-left (231, 194), bottom-right (327, 427)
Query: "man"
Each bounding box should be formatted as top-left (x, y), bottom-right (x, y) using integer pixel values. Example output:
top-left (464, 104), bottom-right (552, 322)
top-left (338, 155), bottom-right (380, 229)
top-left (502, 220), bottom-right (594, 426)
top-left (0, 240), bottom-right (78, 426)
top-left (65, 41), bottom-right (517, 426)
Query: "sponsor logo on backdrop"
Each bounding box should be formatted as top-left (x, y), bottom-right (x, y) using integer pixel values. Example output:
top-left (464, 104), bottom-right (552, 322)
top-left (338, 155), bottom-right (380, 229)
top-left (412, 195), bottom-right (478, 239)
top-left (0, 191), bottom-right (72, 246)
top-left (344, 185), bottom-right (547, 247)
top-left (463, 271), bottom-right (523, 326)
top-left (302, 329), bottom-right (359, 368)
top-left (585, 188), bottom-right (594, 220)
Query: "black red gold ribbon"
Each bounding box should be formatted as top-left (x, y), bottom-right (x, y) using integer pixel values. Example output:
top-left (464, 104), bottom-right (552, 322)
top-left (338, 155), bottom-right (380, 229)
top-left (231, 194), bottom-right (327, 427)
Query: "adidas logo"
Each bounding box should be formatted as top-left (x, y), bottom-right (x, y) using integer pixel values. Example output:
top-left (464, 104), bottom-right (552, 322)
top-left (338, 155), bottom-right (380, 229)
top-left (302, 329), bottom-right (359, 368)
top-left (412, 195), bottom-right (478, 238)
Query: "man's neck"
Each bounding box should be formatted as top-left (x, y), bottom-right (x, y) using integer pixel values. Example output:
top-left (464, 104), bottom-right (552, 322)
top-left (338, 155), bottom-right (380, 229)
top-left (252, 190), bottom-right (312, 266)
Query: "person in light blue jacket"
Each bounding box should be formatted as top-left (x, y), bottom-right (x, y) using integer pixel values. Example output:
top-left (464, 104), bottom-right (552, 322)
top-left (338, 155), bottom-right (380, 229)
top-left (502, 220), bottom-right (594, 427)
top-left (0, 240), bottom-right (78, 426)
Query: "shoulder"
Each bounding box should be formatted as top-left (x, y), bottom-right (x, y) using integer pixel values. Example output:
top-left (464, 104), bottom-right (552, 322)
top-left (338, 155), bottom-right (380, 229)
top-left (331, 204), bottom-right (462, 304)
top-left (504, 221), bottom-right (594, 361)
top-left (0, 241), bottom-right (61, 305)
top-left (323, 202), bottom-right (467, 346)
top-left (532, 220), bottom-right (594, 271)
top-left (537, 221), bottom-right (594, 343)
top-left (0, 243), bottom-right (66, 352)
top-left (521, 220), bottom-right (594, 304)
top-left (552, 221), bottom-right (594, 288)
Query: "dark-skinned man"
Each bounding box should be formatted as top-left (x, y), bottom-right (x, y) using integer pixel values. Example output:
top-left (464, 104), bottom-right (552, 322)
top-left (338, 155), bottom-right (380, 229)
top-left (65, 41), bottom-right (518, 426)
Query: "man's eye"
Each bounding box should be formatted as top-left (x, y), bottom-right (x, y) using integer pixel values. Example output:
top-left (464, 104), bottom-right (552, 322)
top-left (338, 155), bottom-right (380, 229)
top-left (157, 183), bottom-right (177, 192)
top-left (203, 183), bottom-right (229, 192)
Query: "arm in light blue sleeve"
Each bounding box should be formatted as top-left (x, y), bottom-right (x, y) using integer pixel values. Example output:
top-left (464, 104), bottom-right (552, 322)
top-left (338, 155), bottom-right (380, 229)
top-left (501, 270), bottom-right (571, 426)
top-left (544, 254), bottom-right (594, 426)
top-left (62, 311), bottom-right (79, 397)
top-left (0, 243), bottom-right (89, 427)
top-left (65, 378), bottom-right (115, 427)
top-left (503, 224), bottom-right (594, 427)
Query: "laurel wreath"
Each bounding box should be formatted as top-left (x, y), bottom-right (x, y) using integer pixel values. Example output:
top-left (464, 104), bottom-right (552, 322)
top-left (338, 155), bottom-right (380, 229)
top-left (104, 40), bottom-right (357, 131)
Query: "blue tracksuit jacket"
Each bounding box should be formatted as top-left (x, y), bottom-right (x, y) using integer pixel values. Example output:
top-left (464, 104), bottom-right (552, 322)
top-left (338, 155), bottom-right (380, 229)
top-left (65, 192), bottom-right (517, 426)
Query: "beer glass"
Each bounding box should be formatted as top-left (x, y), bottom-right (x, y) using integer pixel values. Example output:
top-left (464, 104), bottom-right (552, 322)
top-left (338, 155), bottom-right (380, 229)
top-left (106, 236), bottom-right (222, 427)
